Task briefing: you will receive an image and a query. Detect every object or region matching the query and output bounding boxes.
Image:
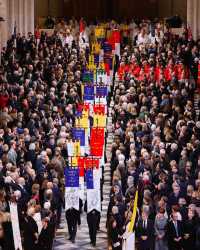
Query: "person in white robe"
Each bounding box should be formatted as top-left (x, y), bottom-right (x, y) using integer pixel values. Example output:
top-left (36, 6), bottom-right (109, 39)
top-left (137, 28), bottom-right (150, 45)
top-left (122, 221), bottom-right (136, 250)
top-left (122, 210), bottom-right (136, 250)
top-left (65, 29), bottom-right (74, 48)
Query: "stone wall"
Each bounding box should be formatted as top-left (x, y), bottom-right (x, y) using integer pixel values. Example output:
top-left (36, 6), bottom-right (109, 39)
top-left (35, 0), bottom-right (186, 21)
top-left (0, 0), bottom-right (8, 47)
top-left (0, 0), bottom-right (35, 47)
top-left (35, 0), bottom-right (64, 18)
top-left (158, 0), bottom-right (187, 20)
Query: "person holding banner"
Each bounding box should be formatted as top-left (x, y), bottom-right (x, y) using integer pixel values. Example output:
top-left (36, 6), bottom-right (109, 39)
top-left (85, 166), bottom-right (102, 246)
top-left (122, 189), bottom-right (138, 250)
top-left (65, 208), bottom-right (79, 243)
top-left (64, 168), bottom-right (80, 243)
top-left (122, 218), bottom-right (136, 250)
top-left (84, 202), bottom-right (100, 247)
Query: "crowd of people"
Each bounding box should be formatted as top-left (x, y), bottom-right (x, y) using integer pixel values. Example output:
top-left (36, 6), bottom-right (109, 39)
top-left (0, 16), bottom-right (200, 250)
top-left (107, 20), bottom-right (200, 250)
top-left (0, 17), bottom-right (89, 250)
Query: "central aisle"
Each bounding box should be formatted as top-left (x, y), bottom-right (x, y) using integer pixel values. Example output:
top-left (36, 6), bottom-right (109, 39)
top-left (53, 103), bottom-right (114, 250)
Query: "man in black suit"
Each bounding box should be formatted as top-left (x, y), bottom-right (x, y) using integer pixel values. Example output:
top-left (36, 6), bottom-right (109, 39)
top-left (38, 213), bottom-right (56, 250)
top-left (65, 208), bottom-right (79, 243)
top-left (22, 207), bottom-right (39, 250)
top-left (167, 212), bottom-right (184, 250)
top-left (87, 209), bottom-right (100, 247)
top-left (84, 200), bottom-right (101, 247)
top-left (168, 183), bottom-right (183, 208)
top-left (17, 177), bottom-right (29, 200)
top-left (136, 210), bottom-right (154, 250)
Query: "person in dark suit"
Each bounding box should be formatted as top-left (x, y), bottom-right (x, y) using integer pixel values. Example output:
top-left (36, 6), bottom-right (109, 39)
top-left (77, 198), bottom-right (83, 226)
top-left (84, 201), bottom-right (100, 246)
top-left (167, 212), bottom-right (184, 250)
top-left (22, 207), bottom-right (39, 250)
top-left (0, 216), bottom-right (15, 250)
top-left (65, 208), bottom-right (79, 243)
top-left (16, 177), bottom-right (30, 209)
top-left (87, 208), bottom-right (100, 246)
top-left (25, 143), bottom-right (37, 166)
top-left (51, 180), bottom-right (63, 228)
top-left (136, 210), bottom-right (154, 250)
top-left (168, 183), bottom-right (183, 208)
top-left (38, 214), bottom-right (56, 250)
top-left (183, 209), bottom-right (198, 250)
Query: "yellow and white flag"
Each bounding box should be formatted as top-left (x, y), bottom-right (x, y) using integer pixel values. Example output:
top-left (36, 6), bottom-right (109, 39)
top-left (122, 190), bottom-right (138, 250)
top-left (128, 190), bottom-right (138, 232)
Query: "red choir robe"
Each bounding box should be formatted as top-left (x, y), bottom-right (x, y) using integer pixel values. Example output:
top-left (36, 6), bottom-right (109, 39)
top-left (164, 64), bottom-right (174, 81)
top-left (155, 66), bottom-right (161, 83)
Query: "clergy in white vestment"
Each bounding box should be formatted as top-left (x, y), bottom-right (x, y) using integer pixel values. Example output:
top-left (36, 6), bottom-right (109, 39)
top-left (65, 29), bottom-right (74, 48)
top-left (122, 221), bottom-right (136, 250)
top-left (137, 28), bottom-right (150, 45)
top-left (122, 189), bottom-right (138, 250)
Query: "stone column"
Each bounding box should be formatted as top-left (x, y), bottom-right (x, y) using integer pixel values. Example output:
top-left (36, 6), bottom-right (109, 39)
top-left (23, 0), bottom-right (28, 35)
top-left (0, 0), bottom-right (8, 47)
top-left (14, 0), bottom-right (20, 34)
top-left (187, 0), bottom-right (199, 40)
top-left (193, 0), bottom-right (198, 40)
top-left (27, 0), bottom-right (35, 34)
top-left (198, 0), bottom-right (200, 38)
top-left (8, 0), bottom-right (15, 35)
top-left (187, 0), bottom-right (193, 28)
top-left (18, 0), bottom-right (24, 34)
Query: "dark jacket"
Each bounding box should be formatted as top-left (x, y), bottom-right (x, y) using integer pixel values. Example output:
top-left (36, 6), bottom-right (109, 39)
top-left (166, 219), bottom-right (184, 250)
top-left (136, 218), bottom-right (155, 250)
